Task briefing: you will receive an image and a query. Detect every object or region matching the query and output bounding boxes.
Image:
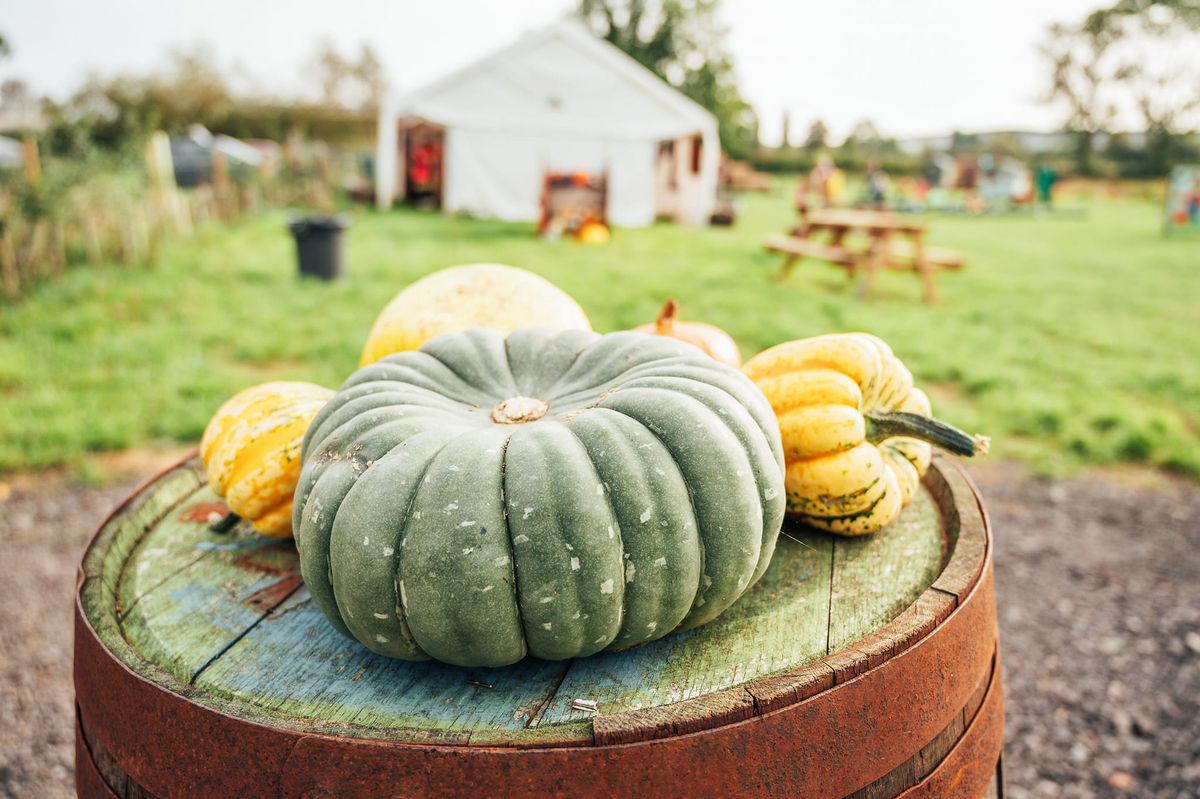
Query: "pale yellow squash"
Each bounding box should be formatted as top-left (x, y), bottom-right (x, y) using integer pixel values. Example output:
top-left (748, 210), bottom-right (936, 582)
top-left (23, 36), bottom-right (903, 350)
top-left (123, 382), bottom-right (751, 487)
top-left (359, 263), bottom-right (591, 366)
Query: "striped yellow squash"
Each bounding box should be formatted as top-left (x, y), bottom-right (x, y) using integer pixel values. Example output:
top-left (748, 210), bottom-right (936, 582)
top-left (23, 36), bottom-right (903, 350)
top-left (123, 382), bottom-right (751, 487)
top-left (743, 333), bottom-right (987, 536)
top-left (200, 381), bottom-right (333, 538)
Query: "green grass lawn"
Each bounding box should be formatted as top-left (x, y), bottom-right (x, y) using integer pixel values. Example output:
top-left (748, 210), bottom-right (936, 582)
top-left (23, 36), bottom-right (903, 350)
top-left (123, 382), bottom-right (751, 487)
top-left (2, 186), bottom-right (1198, 479)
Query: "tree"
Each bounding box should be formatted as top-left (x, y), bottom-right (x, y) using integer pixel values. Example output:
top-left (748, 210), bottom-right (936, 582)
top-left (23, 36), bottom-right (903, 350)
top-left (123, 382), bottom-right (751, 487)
top-left (1040, 21), bottom-right (1124, 175)
top-left (308, 40), bottom-right (385, 112)
top-left (1082, 0), bottom-right (1200, 35)
top-left (804, 119), bottom-right (828, 152)
top-left (847, 119), bottom-right (881, 146)
top-left (577, 0), bottom-right (758, 158)
top-left (1094, 2), bottom-right (1200, 174)
top-left (1042, 0), bottom-right (1200, 175)
top-left (0, 79), bottom-right (31, 110)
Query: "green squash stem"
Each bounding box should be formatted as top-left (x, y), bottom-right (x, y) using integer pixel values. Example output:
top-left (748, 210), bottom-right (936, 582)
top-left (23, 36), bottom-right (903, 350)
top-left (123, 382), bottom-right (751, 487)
top-left (209, 511), bottom-right (241, 533)
top-left (864, 410), bottom-right (990, 457)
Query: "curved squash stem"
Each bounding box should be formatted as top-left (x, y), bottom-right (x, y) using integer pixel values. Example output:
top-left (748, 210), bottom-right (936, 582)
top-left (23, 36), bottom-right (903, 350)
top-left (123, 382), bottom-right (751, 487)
top-left (865, 411), bottom-right (990, 457)
top-left (209, 511), bottom-right (241, 533)
top-left (655, 299), bottom-right (678, 335)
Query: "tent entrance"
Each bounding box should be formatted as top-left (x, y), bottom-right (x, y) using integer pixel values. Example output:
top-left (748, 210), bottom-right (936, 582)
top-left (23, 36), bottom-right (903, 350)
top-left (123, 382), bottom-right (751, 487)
top-left (654, 135), bottom-right (703, 222)
top-left (402, 122), bottom-right (444, 210)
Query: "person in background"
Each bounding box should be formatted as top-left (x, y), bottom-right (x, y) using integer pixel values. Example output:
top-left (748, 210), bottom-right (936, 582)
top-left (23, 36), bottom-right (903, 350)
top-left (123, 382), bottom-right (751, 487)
top-left (794, 173), bottom-right (811, 217)
top-left (827, 163), bottom-right (846, 206)
top-left (920, 155), bottom-right (942, 190)
top-left (864, 161), bottom-right (890, 210)
top-left (1034, 162), bottom-right (1057, 207)
top-left (809, 153), bottom-right (837, 208)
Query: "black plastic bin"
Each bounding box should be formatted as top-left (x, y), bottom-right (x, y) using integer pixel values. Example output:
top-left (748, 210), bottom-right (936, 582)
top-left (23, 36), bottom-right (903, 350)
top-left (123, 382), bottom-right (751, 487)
top-left (289, 215), bottom-right (349, 280)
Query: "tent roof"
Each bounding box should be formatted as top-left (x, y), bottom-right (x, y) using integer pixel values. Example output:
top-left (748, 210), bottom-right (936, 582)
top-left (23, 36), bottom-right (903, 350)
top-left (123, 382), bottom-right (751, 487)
top-left (392, 20), bottom-right (717, 141)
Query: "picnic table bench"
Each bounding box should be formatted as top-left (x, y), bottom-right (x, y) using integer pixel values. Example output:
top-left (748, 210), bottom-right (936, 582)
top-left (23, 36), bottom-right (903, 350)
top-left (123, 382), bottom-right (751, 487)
top-left (74, 454), bottom-right (1003, 798)
top-left (766, 209), bottom-right (967, 303)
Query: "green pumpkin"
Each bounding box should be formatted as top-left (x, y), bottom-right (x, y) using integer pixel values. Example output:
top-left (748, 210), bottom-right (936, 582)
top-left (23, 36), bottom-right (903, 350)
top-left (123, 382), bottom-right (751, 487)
top-left (293, 327), bottom-right (785, 667)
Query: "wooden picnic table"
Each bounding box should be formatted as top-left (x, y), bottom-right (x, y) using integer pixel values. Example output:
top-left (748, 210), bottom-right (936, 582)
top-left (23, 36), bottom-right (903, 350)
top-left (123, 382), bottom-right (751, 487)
top-left (74, 454), bottom-right (1003, 798)
top-left (768, 208), bottom-right (965, 303)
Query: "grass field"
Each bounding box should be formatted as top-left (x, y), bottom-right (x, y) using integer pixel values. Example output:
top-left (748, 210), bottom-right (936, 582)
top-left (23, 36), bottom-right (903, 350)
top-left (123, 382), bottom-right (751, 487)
top-left (2, 185), bottom-right (1197, 479)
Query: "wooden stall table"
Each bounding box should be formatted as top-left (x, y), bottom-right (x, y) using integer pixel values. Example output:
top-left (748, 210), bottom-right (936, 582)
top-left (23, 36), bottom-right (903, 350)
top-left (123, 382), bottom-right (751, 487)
top-left (75, 454), bottom-right (1003, 798)
top-left (767, 209), bottom-right (966, 303)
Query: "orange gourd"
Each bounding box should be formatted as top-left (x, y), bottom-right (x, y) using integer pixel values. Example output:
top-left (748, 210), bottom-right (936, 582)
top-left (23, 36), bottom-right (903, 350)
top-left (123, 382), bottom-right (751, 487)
top-left (635, 299), bottom-right (741, 368)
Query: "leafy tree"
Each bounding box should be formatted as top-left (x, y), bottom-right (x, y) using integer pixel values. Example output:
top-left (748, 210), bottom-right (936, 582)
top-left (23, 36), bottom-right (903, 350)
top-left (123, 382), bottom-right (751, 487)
top-left (1039, 22), bottom-right (1120, 175)
top-left (1082, 0), bottom-right (1200, 34)
top-left (949, 131), bottom-right (982, 155)
top-left (53, 45), bottom-right (235, 150)
top-left (803, 119), bottom-right (829, 152)
top-left (308, 40), bottom-right (385, 112)
top-left (846, 119), bottom-right (881, 146)
top-left (1042, 0), bottom-right (1200, 175)
top-left (577, 0), bottom-right (758, 157)
top-left (840, 119), bottom-right (899, 161)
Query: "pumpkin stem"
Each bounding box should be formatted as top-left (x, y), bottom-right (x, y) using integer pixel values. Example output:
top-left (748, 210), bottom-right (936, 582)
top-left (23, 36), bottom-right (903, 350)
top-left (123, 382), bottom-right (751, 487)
top-left (655, 299), bottom-right (678, 335)
top-left (864, 411), bottom-right (989, 457)
top-left (210, 511), bottom-right (241, 533)
top-left (492, 396), bottom-right (550, 424)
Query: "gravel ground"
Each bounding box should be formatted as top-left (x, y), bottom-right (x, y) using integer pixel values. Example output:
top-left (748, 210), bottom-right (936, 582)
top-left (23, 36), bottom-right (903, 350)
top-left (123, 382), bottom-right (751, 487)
top-left (0, 461), bottom-right (1196, 798)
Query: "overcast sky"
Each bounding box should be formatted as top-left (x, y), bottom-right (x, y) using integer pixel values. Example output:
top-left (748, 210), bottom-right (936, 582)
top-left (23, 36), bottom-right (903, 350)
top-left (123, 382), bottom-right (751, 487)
top-left (3, 0), bottom-right (1108, 143)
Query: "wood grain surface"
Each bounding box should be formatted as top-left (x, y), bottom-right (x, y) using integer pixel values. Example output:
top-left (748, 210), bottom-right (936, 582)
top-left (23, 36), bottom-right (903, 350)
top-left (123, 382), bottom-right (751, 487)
top-left (89, 455), bottom-right (955, 746)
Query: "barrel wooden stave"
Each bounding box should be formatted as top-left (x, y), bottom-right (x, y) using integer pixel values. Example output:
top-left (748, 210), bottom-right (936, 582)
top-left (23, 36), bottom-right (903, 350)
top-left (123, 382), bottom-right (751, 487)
top-left (75, 454), bottom-right (1002, 798)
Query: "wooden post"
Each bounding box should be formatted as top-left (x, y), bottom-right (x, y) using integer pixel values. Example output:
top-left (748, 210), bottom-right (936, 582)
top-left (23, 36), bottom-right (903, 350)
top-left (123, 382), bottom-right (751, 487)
top-left (25, 220), bottom-right (49, 280)
top-left (145, 131), bottom-right (191, 236)
top-left (855, 230), bottom-right (890, 301)
top-left (82, 212), bottom-right (104, 264)
top-left (212, 150), bottom-right (231, 219)
top-left (774, 253), bottom-right (800, 282)
top-left (117, 203), bottom-right (136, 265)
top-left (51, 219), bottom-right (68, 276)
top-left (910, 230), bottom-right (938, 304)
top-left (828, 226), bottom-right (853, 285)
top-left (21, 136), bottom-right (41, 186)
top-left (0, 232), bottom-right (19, 300)
top-left (132, 208), bottom-right (151, 265)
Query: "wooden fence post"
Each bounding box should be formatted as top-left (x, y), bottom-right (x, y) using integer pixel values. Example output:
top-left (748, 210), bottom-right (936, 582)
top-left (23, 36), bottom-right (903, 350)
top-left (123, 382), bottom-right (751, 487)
top-left (22, 136), bottom-right (41, 186)
top-left (51, 219), bottom-right (67, 276)
top-left (0, 232), bottom-right (20, 301)
top-left (145, 131), bottom-right (191, 236)
top-left (82, 212), bottom-right (104, 264)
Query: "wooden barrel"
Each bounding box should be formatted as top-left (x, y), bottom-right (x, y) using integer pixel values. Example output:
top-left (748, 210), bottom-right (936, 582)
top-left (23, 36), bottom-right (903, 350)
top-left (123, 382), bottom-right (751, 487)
top-left (75, 453), bottom-right (1002, 798)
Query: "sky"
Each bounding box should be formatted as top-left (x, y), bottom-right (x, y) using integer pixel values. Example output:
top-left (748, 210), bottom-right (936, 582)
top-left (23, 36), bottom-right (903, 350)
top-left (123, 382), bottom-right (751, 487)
top-left (2, 0), bottom-right (1109, 144)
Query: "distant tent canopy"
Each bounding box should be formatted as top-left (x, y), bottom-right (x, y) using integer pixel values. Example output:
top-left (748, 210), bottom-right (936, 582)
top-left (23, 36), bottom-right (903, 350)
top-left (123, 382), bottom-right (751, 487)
top-left (375, 21), bottom-right (720, 227)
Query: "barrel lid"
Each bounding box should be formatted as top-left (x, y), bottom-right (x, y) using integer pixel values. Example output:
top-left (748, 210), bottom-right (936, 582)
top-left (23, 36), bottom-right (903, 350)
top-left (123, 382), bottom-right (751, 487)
top-left (77, 454), bottom-right (985, 747)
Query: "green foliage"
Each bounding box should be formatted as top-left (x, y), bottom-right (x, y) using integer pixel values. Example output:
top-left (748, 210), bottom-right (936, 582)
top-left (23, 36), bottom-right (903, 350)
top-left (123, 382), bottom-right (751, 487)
top-left (577, 0), bottom-right (757, 157)
top-left (1, 188), bottom-right (1197, 480)
top-left (308, 39), bottom-right (386, 112)
top-left (37, 43), bottom-right (377, 158)
top-left (1042, 0), bottom-right (1200, 176)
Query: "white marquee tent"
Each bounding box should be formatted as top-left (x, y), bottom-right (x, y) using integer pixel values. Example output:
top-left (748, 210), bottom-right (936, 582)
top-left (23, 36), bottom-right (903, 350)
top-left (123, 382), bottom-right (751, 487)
top-left (375, 20), bottom-right (720, 227)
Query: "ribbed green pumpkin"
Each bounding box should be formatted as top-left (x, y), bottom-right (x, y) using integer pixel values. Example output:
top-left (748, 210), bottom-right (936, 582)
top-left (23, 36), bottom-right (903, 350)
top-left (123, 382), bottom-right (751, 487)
top-left (293, 327), bottom-right (786, 668)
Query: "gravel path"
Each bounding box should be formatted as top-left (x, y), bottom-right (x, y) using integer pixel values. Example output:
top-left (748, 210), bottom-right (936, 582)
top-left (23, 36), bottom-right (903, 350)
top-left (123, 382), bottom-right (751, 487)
top-left (0, 462), bottom-right (1196, 798)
